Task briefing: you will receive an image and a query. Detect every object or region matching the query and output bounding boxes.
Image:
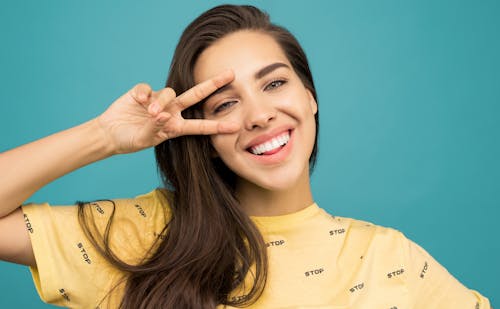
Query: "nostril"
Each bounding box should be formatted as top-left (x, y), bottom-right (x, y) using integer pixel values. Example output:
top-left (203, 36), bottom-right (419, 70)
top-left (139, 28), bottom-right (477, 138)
top-left (244, 109), bottom-right (277, 131)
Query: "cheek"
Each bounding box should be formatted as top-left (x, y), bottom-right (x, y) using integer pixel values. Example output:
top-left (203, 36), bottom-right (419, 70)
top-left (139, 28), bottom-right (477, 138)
top-left (280, 89), bottom-right (314, 117)
top-left (210, 134), bottom-right (237, 159)
top-left (210, 135), bottom-right (223, 157)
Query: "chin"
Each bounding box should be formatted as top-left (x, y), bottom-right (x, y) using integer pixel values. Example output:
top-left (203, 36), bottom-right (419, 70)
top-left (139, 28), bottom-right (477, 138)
top-left (239, 166), bottom-right (309, 193)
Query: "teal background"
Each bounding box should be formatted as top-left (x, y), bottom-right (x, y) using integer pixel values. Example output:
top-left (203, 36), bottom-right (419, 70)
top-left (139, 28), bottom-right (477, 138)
top-left (1, 0), bottom-right (498, 307)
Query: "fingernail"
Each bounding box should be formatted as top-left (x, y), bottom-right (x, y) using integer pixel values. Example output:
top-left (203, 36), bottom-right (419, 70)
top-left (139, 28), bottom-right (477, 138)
top-left (150, 103), bottom-right (160, 114)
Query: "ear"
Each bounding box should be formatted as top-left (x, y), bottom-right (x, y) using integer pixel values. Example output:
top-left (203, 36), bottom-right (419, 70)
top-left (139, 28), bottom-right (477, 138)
top-left (306, 89), bottom-right (318, 115)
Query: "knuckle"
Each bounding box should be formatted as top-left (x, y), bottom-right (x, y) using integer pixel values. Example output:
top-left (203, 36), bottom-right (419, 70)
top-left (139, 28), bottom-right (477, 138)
top-left (193, 86), bottom-right (206, 101)
top-left (163, 122), bottom-right (175, 133)
top-left (136, 83), bottom-right (151, 92)
top-left (158, 89), bottom-right (176, 107)
top-left (172, 97), bottom-right (184, 110)
top-left (132, 83), bottom-right (151, 100)
top-left (164, 87), bottom-right (176, 98)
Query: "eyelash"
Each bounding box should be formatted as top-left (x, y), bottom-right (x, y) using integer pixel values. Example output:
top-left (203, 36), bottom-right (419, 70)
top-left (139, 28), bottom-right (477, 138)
top-left (213, 100), bottom-right (237, 114)
top-left (264, 79), bottom-right (287, 91)
top-left (213, 79), bottom-right (287, 114)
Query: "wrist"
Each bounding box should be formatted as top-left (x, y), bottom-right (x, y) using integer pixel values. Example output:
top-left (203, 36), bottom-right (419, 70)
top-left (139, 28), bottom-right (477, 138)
top-left (83, 118), bottom-right (118, 159)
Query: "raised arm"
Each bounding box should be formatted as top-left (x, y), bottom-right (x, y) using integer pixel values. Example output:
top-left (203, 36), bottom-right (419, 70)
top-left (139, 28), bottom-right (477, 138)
top-left (0, 70), bottom-right (237, 265)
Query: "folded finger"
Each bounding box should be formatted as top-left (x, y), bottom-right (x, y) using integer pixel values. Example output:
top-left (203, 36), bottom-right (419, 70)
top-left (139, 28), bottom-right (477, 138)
top-left (173, 69), bottom-right (234, 110)
top-left (130, 83), bottom-right (153, 107)
top-left (148, 87), bottom-right (176, 115)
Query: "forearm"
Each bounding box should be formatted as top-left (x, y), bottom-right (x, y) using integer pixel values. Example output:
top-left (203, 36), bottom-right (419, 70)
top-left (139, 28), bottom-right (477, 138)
top-left (0, 119), bottom-right (114, 217)
top-left (0, 73), bottom-right (237, 218)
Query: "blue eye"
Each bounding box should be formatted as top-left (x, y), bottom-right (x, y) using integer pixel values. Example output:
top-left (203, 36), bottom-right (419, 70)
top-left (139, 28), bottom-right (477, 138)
top-left (264, 79), bottom-right (286, 91)
top-left (214, 100), bottom-right (237, 114)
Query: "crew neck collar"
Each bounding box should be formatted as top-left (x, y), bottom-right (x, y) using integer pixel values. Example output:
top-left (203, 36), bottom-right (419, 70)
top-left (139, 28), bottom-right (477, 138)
top-left (250, 203), bottom-right (320, 231)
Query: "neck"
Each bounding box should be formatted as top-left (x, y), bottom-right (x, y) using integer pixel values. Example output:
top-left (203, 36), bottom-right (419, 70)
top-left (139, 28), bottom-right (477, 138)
top-left (236, 168), bottom-right (314, 217)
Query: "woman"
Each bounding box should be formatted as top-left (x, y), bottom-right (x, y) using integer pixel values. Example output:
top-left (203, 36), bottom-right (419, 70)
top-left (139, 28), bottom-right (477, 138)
top-left (0, 4), bottom-right (491, 309)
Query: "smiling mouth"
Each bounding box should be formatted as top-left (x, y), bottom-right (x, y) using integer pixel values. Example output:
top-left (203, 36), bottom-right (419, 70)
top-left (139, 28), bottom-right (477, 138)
top-left (248, 130), bottom-right (290, 155)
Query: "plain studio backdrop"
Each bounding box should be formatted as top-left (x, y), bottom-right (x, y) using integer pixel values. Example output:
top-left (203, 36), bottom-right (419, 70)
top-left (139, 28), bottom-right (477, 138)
top-left (1, 0), bottom-right (498, 307)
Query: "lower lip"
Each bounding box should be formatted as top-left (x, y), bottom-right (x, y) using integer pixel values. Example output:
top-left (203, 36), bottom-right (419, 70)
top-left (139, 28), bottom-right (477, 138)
top-left (247, 130), bottom-right (294, 165)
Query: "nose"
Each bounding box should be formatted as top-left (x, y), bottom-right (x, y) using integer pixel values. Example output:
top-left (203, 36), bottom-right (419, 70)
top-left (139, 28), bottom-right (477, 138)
top-left (243, 96), bottom-right (277, 130)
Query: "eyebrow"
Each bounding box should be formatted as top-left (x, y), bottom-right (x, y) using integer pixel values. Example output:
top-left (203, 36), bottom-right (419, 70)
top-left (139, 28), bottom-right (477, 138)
top-left (204, 62), bottom-right (291, 103)
top-left (254, 62), bottom-right (290, 79)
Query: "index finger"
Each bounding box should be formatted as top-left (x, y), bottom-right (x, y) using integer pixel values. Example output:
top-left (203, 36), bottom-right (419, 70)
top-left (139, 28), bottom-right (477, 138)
top-left (173, 69), bottom-right (234, 110)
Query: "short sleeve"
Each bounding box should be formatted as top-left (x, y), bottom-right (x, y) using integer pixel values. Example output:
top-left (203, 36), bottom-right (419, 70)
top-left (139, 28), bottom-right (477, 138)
top-left (21, 189), bottom-right (170, 308)
top-left (401, 233), bottom-right (491, 308)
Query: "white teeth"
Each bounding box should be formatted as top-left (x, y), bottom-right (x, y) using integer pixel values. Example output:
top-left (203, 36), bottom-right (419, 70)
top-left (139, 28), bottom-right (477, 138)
top-left (250, 131), bottom-right (290, 155)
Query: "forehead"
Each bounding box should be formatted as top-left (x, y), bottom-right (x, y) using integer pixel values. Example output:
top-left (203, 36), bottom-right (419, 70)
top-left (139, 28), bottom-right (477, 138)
top-left (194, 30), bottom-right (291, 83)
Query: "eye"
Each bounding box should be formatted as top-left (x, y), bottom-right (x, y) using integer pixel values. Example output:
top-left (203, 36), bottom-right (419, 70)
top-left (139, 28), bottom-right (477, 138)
top-left (213, 100), bottom-right (237, 114)
top-left (264, 79), bottom-right (287, 91)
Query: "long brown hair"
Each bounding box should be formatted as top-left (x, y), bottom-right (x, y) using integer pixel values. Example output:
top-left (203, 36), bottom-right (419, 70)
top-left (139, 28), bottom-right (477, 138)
top-left (78, 4), bottom-right (319, 308)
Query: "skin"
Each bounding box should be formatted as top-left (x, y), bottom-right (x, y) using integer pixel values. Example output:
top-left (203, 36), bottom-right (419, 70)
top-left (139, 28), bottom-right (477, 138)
top-left (0, 31), bottom-right (318, 266)
top-left (0, 66), bottom-right (239, 266)
top-left (195, 31), bottom-right (318, 216)
top-left (0, 28), bottom-right (492, 309)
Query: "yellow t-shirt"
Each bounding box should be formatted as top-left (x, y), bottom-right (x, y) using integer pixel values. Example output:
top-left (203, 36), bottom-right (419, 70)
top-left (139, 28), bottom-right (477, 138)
top-left (22, 190), bottom-right (490, 308)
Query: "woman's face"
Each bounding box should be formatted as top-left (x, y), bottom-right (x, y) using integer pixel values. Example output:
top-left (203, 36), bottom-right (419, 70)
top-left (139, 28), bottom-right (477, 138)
top-left (194, 31), bottom-right (317, 192)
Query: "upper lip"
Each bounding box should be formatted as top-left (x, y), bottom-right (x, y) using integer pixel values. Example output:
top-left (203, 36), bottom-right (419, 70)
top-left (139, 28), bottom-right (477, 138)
top-left (244, 125), bottom-right (293, 150)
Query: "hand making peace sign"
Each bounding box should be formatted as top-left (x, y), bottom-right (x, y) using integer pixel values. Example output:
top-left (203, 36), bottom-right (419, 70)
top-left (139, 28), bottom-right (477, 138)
top-left (97, 69), bottom-right (239, 154)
